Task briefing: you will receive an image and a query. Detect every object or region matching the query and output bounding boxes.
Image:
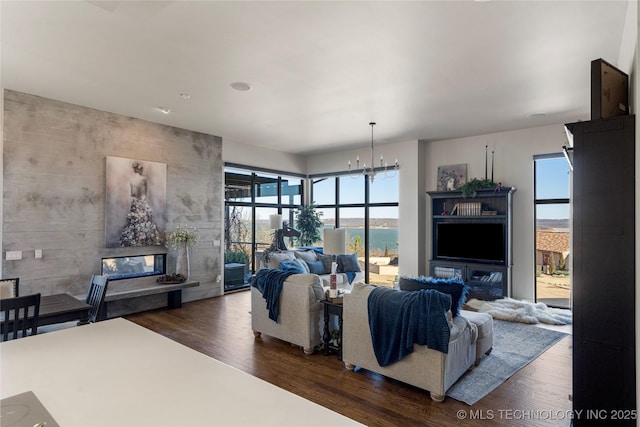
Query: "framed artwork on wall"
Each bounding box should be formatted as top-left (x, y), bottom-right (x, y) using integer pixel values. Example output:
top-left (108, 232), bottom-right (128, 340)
top-left (437, 164), bottom-right (467, 191)
top-left (105, 156), bottom-right (167, 248)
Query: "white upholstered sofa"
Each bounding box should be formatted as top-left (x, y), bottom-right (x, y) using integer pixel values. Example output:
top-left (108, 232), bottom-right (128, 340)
top-left (251, 273), bottom-right (326, 355)
top-left (342, 283), bottom-right (478, 402)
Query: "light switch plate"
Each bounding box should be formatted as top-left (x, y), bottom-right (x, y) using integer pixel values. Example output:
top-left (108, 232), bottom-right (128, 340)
top-left (6, 251), bottom-right (22, 260)
top-left (35, 249), bottom-right (43, 259)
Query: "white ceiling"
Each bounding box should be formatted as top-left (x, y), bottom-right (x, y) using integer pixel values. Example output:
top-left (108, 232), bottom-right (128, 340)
top-left (1, 1), bottom-right (634, 155)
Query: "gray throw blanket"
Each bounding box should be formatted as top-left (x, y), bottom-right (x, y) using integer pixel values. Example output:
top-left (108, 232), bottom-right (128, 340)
top-left (252, 269), bottom-right (295, 322)
top-left (367, 287), bottom-right (452, 367)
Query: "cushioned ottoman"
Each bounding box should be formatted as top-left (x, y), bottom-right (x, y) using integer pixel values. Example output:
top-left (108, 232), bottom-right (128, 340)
top-left (460, 310), bottom-right (493, 364)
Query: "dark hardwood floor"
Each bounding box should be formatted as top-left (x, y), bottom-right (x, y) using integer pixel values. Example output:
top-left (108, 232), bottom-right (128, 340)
top-left (126, 290), bottom-right (572, 427)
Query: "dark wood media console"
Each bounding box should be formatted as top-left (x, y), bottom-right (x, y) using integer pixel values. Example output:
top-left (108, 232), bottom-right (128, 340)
top-left (427, 187), bottom-right (515, 300)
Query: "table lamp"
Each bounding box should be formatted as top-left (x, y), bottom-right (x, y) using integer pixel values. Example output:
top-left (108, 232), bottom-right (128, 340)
top-left (323, 228), bottom-right (346, 256)
top-left (269, 214), bottom-right (283, 230)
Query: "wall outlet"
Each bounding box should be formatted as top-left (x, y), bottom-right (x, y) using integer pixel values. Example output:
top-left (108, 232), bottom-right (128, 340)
top-left (6, 251), bottom-right (22, 261)
top-left (35, 249), bottom-right (43, 259)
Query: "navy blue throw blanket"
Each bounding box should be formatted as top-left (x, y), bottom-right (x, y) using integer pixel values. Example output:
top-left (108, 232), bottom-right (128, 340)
top-left (252, 269), bottom-right (296, 322)
top-left (367, 287), bottom-right (452, 367)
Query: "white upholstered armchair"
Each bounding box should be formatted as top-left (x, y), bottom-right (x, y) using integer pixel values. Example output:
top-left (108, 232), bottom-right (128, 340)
top-left (251, 273), bottom-right (325, 354)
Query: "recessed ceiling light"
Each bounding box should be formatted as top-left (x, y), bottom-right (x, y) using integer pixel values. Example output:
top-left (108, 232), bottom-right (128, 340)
top-left (230, 82), bottom-right (253, 92)
top-left (158, 106), bottom-right (171, 114)
top-left (179, 93), bottom-right (191, 99)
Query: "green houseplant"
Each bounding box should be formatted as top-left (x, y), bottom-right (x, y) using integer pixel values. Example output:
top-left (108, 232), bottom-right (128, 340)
top-left (295, 203), bottom-right (323, 246)
top-left (224, 250), bottom-right (248, 265)
top-left (330, 329), bottom-right (340, 346)
top-left (458, 178), bottom-right (497, 198)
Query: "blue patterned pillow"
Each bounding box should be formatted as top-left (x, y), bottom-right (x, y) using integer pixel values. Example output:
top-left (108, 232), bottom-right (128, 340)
top-left (398, 276), bottom-right (468, 317)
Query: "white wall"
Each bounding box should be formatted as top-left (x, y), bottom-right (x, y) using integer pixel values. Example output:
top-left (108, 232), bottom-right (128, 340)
top-left (423, 123), bottom-right (575, 301)
top-left (398, 141), bottom-right (427, 277)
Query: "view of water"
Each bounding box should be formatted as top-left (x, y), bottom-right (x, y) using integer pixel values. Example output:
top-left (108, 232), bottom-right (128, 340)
top-left (342, 227), bottom-right (398, 255)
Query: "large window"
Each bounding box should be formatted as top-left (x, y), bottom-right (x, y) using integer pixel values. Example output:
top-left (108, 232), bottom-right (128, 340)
top-left (534, 155), bottom-right (570, 308)
top-left (224, 165), bottom-right (304, 291)
top-left (312, 173), bottom-right (399, 286)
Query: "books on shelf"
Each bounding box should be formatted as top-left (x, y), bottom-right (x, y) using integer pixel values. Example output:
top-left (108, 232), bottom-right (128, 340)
top-left (451, 202), bottom-right (482, 216)
top-left (434, 266), bottom-right (462, 279)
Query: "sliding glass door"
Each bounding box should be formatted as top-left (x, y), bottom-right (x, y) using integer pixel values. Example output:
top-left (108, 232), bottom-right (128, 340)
top-left (224, 166), bottom-right (303, 291)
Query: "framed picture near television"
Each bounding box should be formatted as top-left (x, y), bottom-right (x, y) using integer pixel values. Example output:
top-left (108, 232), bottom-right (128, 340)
top-left (437, 164), bottom-right (467, 191)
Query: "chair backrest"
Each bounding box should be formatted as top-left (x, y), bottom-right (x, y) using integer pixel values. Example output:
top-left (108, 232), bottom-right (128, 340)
top-left (0, 278), bottom-right (19, 299)
top-left (86, 275), bottom-right (109, 323)
top-left (1, 293), bottom-right (41, 341)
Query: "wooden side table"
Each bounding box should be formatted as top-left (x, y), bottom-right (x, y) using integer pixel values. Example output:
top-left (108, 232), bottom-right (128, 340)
top-left (322, 299), bottom-right (344, 360)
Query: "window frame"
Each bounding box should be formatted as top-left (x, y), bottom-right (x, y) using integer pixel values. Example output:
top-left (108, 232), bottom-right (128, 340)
top-left (224, 163), bottom-right (305, 275)
top-left (310, 172), bottom-right (399, 284)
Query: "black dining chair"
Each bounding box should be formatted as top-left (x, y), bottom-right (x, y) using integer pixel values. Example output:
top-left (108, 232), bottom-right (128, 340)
top-left (0, 278), bottom-right (19, 299)
top-left (38, 275), bottom-right (110, 334)
top-left (85, 274), bottom-right (109, 324)
top-left (1, 293), bottom-right (41, 341)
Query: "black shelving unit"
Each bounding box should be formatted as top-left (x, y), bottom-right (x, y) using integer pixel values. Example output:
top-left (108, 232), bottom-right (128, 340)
top-left (427, 187), bottom-right (515, 300)
top-left (568, 114), bottom-right (635, 424)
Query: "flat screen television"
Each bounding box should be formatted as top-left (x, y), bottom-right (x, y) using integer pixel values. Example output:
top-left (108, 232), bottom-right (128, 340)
top-left (435, 222), bottom-right (505, 264)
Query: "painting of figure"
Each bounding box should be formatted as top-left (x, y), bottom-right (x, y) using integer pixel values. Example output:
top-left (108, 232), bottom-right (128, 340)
top-left (105, 156), bottom-right (166, 248)
top-left (437, 164), bottom-right (467, 191)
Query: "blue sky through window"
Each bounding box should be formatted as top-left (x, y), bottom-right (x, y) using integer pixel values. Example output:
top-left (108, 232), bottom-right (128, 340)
top-left (536, 156), bottom-right (570, 220)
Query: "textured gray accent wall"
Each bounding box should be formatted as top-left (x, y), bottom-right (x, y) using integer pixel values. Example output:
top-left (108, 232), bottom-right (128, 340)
top-left (3, 90), bottom-right (223, 314)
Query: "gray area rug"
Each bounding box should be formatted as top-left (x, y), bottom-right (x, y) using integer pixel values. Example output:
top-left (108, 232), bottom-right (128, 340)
top-left (446, 319), bottom-right (568, 405)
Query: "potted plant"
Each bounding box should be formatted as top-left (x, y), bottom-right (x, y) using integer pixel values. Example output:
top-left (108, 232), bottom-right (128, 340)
top-left (165, 225), bottom-right (200, 280)
top-left (224, 250), bottom-right (248, 265)
top-left (225, 249), bottom-right (250, 283)
top-left (330, 329), bottom-right (340, 346)
top-left (295, 203), bottom-right (323, 246)
top-left (458, 178), bottom-right (497, 198)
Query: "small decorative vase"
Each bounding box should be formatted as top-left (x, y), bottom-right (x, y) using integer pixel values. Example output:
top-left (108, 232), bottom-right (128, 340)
top-left (175, 245), bottom-right (190, 280)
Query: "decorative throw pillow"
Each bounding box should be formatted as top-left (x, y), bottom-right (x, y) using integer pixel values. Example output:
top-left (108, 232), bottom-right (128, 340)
top-left (337, 253), bottom-right (361, 273)
top-left (280, 259), bottom-right (306, 274)
top-left (267, 251), bottom-right (295, 269)
top-left (294, 250), bottom-right (318, 264)
top-left (294, 258), bottom-right (310, 273)
top-left (306, 260), bottom-right (326, 275)
top-left (398, 276), bottom-right (468, 317)
top-left (316, 253), bottom-right (334, 274)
